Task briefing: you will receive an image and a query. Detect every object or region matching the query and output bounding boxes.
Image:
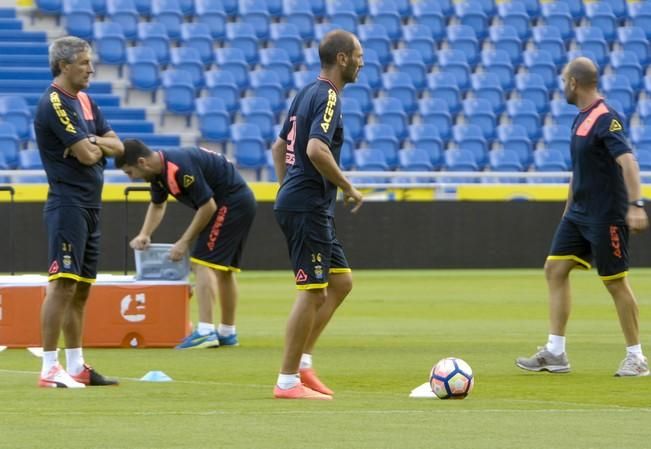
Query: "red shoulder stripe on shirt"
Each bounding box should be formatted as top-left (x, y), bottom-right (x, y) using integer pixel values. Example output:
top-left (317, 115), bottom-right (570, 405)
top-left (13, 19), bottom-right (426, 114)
top-left (166, 161), bottom-right (181, 195)
top-left (575, 103), bottom-right (609, 137)
top-left (77, 91), bottom-right (94, 120)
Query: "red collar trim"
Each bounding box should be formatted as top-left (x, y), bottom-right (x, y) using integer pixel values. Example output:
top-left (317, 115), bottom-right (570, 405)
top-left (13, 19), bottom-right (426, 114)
top-left (317, 76), bottom-right (339, 94)
top-left (580, 97), bottom-right (604, 113)
top-left (51, 83), bottom-right (78, 99)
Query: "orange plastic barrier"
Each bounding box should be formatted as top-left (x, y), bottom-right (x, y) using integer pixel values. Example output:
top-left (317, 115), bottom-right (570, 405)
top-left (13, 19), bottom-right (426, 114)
top-left (0, 276), bottom-right (191, 348)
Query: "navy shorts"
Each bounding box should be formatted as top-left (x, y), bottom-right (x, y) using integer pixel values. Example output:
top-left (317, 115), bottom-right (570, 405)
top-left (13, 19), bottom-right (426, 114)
top-left (548, 216), bottom-right (629, 279)
top-left (274, 210), bottom-right (351, 289)
top-left (44, 206), bottom-right (100, 283)
top-left (191, 189), bottom-right (256, 272)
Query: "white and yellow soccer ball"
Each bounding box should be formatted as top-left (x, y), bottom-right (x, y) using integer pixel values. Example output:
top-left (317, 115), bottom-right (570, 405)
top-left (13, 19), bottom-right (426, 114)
top-left (429, 357), bottom-right (474, 399)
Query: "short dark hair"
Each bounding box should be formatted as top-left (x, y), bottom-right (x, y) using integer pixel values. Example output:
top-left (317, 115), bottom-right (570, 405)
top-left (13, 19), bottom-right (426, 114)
top-left (318, 29), bottom-right (357, 68)
top-left (115, 139), bottom-right (153, 168)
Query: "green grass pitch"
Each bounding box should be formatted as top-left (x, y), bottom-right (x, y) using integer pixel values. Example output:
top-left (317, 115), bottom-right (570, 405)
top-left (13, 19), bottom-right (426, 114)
top-left (2, 269), bottom-right (651, 449)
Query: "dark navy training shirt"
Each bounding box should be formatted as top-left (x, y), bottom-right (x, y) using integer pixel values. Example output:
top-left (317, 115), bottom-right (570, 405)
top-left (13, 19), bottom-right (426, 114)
top-left (150, 147), bottom-right (250, 208)
top-left (274, 77), bottom-right (344, 217)
top-left (34, 84), bottom-right (111, 209)
top-left (565, 99), bottom-right (632, 225)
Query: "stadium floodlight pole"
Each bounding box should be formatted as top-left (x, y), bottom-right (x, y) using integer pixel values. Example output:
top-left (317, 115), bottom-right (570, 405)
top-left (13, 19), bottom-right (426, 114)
top-left (0, 186), bottom-right (15, 275)
top-left (123, 186), bottom-right (151, 275)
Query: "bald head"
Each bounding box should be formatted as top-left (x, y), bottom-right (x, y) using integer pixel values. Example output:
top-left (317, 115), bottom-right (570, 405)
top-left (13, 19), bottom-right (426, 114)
top-left (318, 29), bottom-right (358, 68)
top-left (565, 57), bottom-right (599, 88)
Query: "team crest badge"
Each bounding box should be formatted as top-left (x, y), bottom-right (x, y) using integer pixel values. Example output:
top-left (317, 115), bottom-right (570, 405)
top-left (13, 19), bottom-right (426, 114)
top-left (314, 265), bottom-right (323, 280)
top-left (183, 175), bottom-right (195, 188)
top-left (609, 119), bottom-right (622, 132)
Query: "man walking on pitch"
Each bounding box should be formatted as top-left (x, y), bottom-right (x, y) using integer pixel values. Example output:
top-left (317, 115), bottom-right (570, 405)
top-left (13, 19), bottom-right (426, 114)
top-left (35, 36), bottom-right (124, 388)
top-left (271, 30), bottom-right (364, 400)
top-left (117, 140), bottom-right (256, 349)
top-left (516, 57), bottom-right (649, 376)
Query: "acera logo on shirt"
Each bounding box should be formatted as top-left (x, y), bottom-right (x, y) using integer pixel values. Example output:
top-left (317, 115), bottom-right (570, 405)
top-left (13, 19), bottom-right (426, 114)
top-left (183, 175), bottom-right (195, 188)
top-left (49, 91), bottom-right (76, 134)
top-left (320, 89), bottom-right (337, 133)
top-left (609, 119), bottom-right (623, 133)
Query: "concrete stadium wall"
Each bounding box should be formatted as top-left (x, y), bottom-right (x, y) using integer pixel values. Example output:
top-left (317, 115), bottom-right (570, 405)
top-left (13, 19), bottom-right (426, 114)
top-left (2, 201), bottom-right (651, 273)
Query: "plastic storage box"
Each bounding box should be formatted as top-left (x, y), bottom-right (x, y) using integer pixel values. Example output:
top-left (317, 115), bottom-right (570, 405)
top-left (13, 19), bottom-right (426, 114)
top-left (134, 244), bottom-right (190, 280)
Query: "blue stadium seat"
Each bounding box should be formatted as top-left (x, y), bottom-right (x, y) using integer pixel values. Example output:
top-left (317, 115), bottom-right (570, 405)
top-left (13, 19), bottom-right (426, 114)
top-left (240, 97), bottom-right (275, 141)
top-left (418, 97), bottom-right (451, 142)
top-left (196, 97), bottom-right (230, 143)
top-left (325, 0), bottom-right (358, 33)
top-left (230, 123), bottom-right (266, 177)
top-left (63, 0), bottom-right (94, 40)
top-left (368, 0), bottom-right (402, 40)
top-left (195, 0), bottom-right (227, 39)
top-left (178, 0), bottom-right (194, 16)
top-left (249, 69), bottom-right (284, 113)
top-left (489, 148), bottom-right (524, 173)
top-left (444, 148), bottom-right (479, 173)
top-left (519, 0), bottom-right (540, 18)
top-left (471, 72), bottom-right (505, 114)
top-left (267, 0), bottom-right (283, 17)
top-left (446, 25), bottom-right (479, 67)
top-left (603, 0), bottom-right (627, 20)
top-left (0, 96), bottom-right (31, 142)
top-left (93, 21), bottom-right (127, 68)
top-left (107, 0), bottom-right (138, 40)
top-left (507, 98), bottom-right (541, 141)
top-left (171, 47), bottom-right (205, 89)
top-left (565, 49), bottom-right (599, 69)
top-left (220, 0), bottom-right (238, 15)
top-left (426, 72), bottom-right (461, 114)
top-left (303, 46), bottom-right (320, 72)
top-left (215, 48), bottom-right (249, 90)
top-left (36, 0), bottom-right (63, 17)
top-left (463, 98), bottom-right (496, 141)
top-left (496, 123), bottom-right (533, 168)
top-left (359, 24), bottom-right (392, 66)
top-left (550, 99), bottom-right (578, 129)
top-left (364, 124), bottom-right (399, 169)
top-left (575, 27), bottom-right (609, 68)
top-left (204, 70), bottom-right (239, 113)
top-left (108, 120), bottom-right (154, 134)
top-left (269, 23), bottom-right (303, 64)
top-left (354, 148), bottom-right (389, 172)
top-left (497, 1), bottom-right (530, 40)
top-left (402, 24), bottom-right (436, 66)
top-left (543, 124), bottom-right (571, 166)
top-left (126, 46), bottom-right (160, 98)
top-left (373, 97), bottom-right (408, 141)
top-left (343, 81), bottom-right (373, 113)
top-left (601, 74), bottom-right (634, 116)
top-left (342, 97), bottom-right (365, 143)
top-left (534, 149), bottom-right (568, 181)
top-left (393, 49), bottom-right (426, 91)
top-left (259, 48), bottom-right (293, 91)
top-left (392, 0), bottom-right (410, 16)
top-left (0, 122), bottom-right (20, 167)
top-left (455, 1), bottom-right (488, 40)
top-left (631, 126), bottom-right (651, 150)
top-left (137, 22), bottom-right (170, 65)
top-left (293, 69), bottom-right (318, 90)
top-left (488, 25), bottom-right (522, 66)
top-left (541, 1), bottom-right (574, 41)
top-left (637, 99), bottom-right (651, 128)
top-left (565, 0), bottom-right (584, 19)
top-left (610, 50), bottom-right (643, 90)
top-left (586, 1), bottom-right (617, 42)
top-left (239, 0), bottom-right (271, 39)
top-left (226, 22), bottom-right (258, 64)
top-left (282, 0), bottom-right (315, 40)
top-left (408, 124), bottom-right (443, 168)
top-left (617, 26), bottom-right (649, 65)
top-left (523, 49), bottom-right (557, 90)
top-left (161, 70), bottom-right (195, 121)
top-left (381, 72), bottom-right (417, 114)
top-left (359, 48), bottom-right (382, 90)
top-left (313, 22), bottom-right (336, 41)
top-left (635, 149), bottom-right (651, 175)
top-left (630, 1), bottom-right (651, 39)
top-left (481, 49), bottom-right (515, 91)
top-left (437, 49), bottom-right (471, 91)
top-left (515, 73), bottom-right (549, 114)
top-left (151, 0), bottom-right (183, 39)
top-left (412, 0), bottom-right (445, 40)
top-left (399, 148), bottom-right (433, 171)
top-left (339, 136), bottom-right (355, 170)
top-left (19, 148), bottom-right (43, 169)
top-left (308, 0), bottom-right (325, 16)
top-left (452, 123), bottom-right (488, 168)
top-left (180, 23), bottom-right (214, 65)
top-left (533, 25), bottom-right (566, 66)
top-left (133, 0), bottom-right (150, 16)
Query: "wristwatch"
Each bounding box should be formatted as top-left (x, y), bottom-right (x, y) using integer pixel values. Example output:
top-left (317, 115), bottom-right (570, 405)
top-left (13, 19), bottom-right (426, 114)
top-left (629, 199), bottom-right (645, 208)
top-left (88, 135), bottom-right (97, 145)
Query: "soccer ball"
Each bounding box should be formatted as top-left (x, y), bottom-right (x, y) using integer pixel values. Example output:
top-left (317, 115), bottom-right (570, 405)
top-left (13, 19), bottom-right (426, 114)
top-left (430, 357), bottom-right (474, 399)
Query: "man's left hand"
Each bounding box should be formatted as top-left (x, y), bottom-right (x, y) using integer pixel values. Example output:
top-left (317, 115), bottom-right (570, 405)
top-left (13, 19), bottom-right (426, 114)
top-left (169, 240), bottom-right (189, 261)
top-left (626, 206), bottom-right (649, 233)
